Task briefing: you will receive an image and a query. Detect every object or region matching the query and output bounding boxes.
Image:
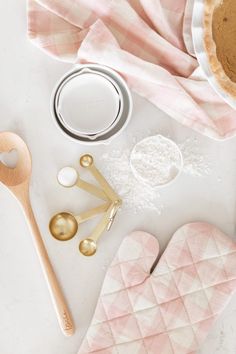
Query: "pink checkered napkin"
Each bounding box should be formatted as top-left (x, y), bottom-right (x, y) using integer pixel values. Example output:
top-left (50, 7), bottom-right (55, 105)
top-left (28, 0), bottom-right (236, 139)
top-left (78, 224), bottom-right (236, 354)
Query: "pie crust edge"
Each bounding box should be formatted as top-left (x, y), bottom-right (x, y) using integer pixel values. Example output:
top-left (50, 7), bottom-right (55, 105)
top-left (204, 0), bottom-right (236, 98)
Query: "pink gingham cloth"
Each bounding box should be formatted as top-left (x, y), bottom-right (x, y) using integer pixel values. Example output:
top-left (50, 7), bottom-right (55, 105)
top-left (77, 224), bottom-right (236, 354)
top-left (28, 0), bottom-right (236, 139)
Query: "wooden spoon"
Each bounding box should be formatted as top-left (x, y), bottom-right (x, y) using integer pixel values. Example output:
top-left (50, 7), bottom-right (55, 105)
top-left (0, 132), bottom-right (74, 336)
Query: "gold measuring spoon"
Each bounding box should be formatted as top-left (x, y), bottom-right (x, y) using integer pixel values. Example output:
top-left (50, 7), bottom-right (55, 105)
top-left (79, 201), bottom-right (121, 256)
top-left (106, 200), bottom-right (122, 231)
top-left (0, 132), bottom-right (74, 336)
top-left (49, 203), bottom-right (110, 241)
top-left (57, 166), bottom-right (107, 201)
top-left (80, 154), bottom-right (121, 203)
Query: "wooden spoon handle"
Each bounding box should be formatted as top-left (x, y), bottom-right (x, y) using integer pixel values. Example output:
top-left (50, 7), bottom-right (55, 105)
top-left (23, 199), bottom-right (74, 336)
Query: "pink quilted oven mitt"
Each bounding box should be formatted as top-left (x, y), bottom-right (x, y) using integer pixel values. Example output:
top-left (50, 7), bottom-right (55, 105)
top-left (78, 223), bottom-right (236, 354)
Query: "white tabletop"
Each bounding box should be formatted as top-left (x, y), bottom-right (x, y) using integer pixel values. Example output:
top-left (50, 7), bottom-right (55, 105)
top-left (1, 2), bottom-right (236, 354)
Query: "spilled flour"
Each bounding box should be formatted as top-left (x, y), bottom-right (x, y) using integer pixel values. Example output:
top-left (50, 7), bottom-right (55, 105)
top-left (179, 137), bottom-right (212, 177)
top-left (101, 134), bottom-right (211, 214)
top-left (102, 149), bottom-right (164, 214)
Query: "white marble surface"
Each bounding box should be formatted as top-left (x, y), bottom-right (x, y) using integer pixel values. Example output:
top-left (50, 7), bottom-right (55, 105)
top-left (1, 2), bottom-right (236, 354)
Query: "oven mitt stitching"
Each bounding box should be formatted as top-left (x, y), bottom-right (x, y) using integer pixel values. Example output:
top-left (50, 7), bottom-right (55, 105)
top-left (78, 223), bottom-right (236, 354)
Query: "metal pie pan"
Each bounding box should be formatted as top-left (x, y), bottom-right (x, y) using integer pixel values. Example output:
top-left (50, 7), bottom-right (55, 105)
top-left (192, 0), bottom-right (236, 110)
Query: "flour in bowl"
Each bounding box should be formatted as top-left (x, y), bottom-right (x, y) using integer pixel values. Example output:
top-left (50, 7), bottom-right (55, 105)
top-left (130, 135), bottom-right (183, 187)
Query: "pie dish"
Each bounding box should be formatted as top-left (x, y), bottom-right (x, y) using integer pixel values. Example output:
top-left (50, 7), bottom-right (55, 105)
top-left (204, 0), bottom-right (236, 98)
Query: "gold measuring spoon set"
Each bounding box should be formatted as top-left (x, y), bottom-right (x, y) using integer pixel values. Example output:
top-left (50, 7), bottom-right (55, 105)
top-left (49, 154), bottom-right (122, 256)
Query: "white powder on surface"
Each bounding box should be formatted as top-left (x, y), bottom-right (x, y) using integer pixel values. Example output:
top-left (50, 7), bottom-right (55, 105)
top-left (179, 137), bottom-right (212, 177)
top-left (130, 135), bottom-right (183, 187)
top-left (100, 133), bottom-right (211, 213)
top-left (101, 149), bottom-right (164, 214)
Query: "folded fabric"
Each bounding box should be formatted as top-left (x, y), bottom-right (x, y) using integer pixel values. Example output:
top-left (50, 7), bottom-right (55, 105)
top-left (28, 0), bottom-right (236, 139)
top-left (77, 223), bottom-right (236, 354)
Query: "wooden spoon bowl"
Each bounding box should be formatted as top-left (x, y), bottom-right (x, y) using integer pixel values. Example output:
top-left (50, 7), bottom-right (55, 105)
top-left (0, 132), bottom-right (31, 186)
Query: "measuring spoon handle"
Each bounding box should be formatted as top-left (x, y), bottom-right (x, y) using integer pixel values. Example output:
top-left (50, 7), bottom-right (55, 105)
top-left (89, 203), bottom-right (115, 243)
top-left (76, 178), bottom-right (108, 201)
top-left (75, 203), bottom-right (110, 223)
top-left (88, 164), bottom-right (119, 202)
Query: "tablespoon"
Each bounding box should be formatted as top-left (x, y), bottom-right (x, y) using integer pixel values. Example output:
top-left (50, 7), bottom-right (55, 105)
top-left (79, 201), bottom-right (121, 256)
top-left (57, 166), bottom-right (107, 201)
top-left (80, 154), bottom-right (121, 202)
top-left (0, 132), bottom-right (74, 336)
top-left (49, 203), bottom-right (110, 241)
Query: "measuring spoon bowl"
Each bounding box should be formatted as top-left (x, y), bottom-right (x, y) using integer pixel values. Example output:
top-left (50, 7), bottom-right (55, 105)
top-left (79, 238), bottom-right (97, 256)
top-left (57, 166), bottom-right (107, 200)
top-left (49, 212), bottom-right (78, 241)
